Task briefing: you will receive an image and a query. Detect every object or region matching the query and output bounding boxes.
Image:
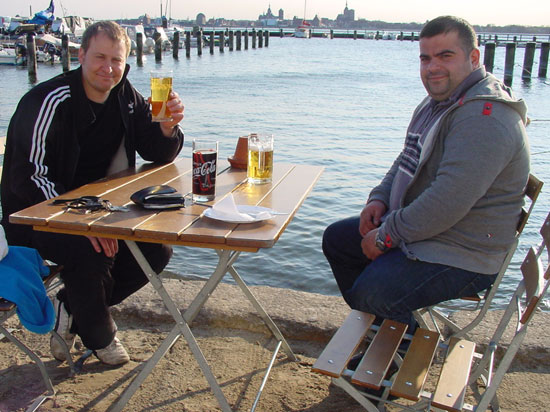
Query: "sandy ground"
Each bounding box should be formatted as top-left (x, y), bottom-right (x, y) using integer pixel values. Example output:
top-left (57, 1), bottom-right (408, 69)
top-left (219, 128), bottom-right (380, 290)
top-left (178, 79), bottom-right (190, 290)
top-left (1, 280), bottom-right (549, 412)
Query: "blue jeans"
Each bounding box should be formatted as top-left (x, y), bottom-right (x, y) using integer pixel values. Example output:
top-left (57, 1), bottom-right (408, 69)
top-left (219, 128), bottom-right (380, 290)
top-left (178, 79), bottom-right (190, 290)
top-left (322, 216), bottom-right (497, 332)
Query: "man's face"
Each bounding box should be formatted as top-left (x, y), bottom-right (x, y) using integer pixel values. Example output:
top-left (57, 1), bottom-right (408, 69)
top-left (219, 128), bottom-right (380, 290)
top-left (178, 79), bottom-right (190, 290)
top-left (419, 30), bottom-right (480, 101)
top-left (78, 32), bottom-right (127, 103)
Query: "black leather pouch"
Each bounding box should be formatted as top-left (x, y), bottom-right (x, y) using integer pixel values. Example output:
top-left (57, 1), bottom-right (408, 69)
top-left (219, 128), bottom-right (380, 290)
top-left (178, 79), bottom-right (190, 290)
top-left (130, 185), bottom-right (186, 209)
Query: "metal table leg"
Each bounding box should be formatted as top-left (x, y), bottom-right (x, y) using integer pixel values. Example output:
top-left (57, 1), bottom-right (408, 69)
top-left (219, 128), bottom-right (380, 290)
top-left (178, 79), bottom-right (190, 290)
top-left (112, 242), bottom-right (295, 412)
top-left (111, 241), bottom-right (232, 412)
top-left (226, 262), bottom-right (297, 361)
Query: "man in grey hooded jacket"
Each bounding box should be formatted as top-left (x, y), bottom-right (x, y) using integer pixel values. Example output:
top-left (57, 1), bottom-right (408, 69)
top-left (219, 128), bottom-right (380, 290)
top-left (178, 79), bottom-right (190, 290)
top-left (322, 16), bottom-right (530, 332)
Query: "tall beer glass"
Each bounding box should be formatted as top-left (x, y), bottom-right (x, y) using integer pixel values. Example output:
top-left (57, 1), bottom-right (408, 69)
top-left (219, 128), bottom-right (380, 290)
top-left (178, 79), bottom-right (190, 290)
top-left (247, 134), bottom-right (274, 184)
top-left (150, 70), bottom-right (173, 122)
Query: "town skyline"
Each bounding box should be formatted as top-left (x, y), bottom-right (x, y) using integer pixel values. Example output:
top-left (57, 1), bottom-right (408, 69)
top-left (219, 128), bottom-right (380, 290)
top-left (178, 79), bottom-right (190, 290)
top-left (4, 0), bottom-right (550, 28)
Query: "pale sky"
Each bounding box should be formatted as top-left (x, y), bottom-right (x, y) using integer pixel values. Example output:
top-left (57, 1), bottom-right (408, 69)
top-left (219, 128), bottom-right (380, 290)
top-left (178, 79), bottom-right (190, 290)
top-left (4, 0), bottom-right (550, 27)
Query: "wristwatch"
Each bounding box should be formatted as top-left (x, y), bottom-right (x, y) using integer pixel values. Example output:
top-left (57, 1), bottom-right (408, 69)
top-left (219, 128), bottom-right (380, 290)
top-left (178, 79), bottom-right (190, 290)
top-left (375, 231), bottom-right (392, 252)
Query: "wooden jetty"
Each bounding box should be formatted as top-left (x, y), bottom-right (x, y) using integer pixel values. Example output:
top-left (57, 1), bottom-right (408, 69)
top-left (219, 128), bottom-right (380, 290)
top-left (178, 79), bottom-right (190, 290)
top-left (6, 28), bottom-right (549, 87)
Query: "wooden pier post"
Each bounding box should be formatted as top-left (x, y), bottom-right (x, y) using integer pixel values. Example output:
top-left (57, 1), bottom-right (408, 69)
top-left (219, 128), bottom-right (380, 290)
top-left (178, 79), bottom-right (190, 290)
top-left (483, 42), bottom-right (496, 73)
top-left (252, 29), bottom-right (257, 48)
top-left (330, 29), bottom-right (334, 39)
top-left (280, 28), bottom-right (283, 38)
top-left (26, 33), bottom-right (37, 82)
top-left (504, 42), bottom-right (516, 86)
top-left (61, 34), bottom-right (70, 72)
top-left (522, 42), bottom-right (536, 80)
top-left (258, 30), bottom-right (263, 48)
top-left (264, 29), bottom-right (269, 47)
top-left (154, 32), bottom-right (162, 61)
top-left (228, 30), bottom-right (234, 51)
top-left (539, 43), bottom-right (549, 77)
top-left (197, 30), bottom-right (203, 56)
top-left (173, 31), bottom-right (180, 59)
top-left (136, 32), bottom-right (143, 66)
top-left (411, 32), bottom-right (414, 41)
top-left (219, 31), bottom-right (225, 53)
top-left (244, 29), bottom-right (249, 50)
top-left (185, 31), bottom-right (191, 58)
top-left (236, 30), bottom-right (242, 51)
top-left (210, 31), bottom-right (214, 54)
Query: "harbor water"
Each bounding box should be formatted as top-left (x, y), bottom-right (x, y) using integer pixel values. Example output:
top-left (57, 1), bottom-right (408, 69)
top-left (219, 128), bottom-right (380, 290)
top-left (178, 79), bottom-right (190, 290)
top-left (1, 37), bottom-right (549, 309)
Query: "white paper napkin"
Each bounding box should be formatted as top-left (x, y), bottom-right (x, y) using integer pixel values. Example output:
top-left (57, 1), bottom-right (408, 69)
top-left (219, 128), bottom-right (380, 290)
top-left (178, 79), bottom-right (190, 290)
top-left (0, 225), bottom-right (8, 261)
top-left (211, 194), bottom-right (256, 222)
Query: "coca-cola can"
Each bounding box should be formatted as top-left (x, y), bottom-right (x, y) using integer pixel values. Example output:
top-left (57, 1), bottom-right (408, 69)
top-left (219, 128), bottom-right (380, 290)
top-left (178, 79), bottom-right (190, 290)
top-left (192, 139), bottom-right (218, 202)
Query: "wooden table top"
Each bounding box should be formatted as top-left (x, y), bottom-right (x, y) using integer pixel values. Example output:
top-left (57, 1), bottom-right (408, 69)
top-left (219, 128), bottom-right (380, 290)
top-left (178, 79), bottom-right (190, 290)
top-left (10, 159), bottom-right (324, 252)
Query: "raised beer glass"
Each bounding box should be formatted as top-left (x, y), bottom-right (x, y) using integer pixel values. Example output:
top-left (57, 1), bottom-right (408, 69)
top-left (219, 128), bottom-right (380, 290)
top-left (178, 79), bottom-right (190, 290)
top-left (150, 69), bottom-right (173, 122)
top-left (192, 139), bottom-right (218, 202)
top-left (247, 134), bottom-right (274, 184)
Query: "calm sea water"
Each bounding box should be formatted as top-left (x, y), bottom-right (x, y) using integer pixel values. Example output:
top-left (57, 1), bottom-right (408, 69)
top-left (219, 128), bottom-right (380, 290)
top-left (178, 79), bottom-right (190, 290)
top-left (1, 37), bottom-right (549, 309)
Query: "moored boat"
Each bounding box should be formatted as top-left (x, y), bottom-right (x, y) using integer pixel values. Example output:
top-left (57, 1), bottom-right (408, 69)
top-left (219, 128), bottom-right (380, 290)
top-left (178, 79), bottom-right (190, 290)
top-left (35, 33), bottom-right (80, 61)
top-left (294, 21), bottom-right (311, 38)
top-left (0, 44), bottom-right (25, 65)
top-left (294, 0), bottom-right (311, 38)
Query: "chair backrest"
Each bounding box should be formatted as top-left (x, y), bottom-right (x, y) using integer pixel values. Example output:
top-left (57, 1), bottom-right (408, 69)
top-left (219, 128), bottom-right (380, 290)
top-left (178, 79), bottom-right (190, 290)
top-left (471, 210), bottom-right (550, 411)
top-left (517, 173), bottom-right (543, 234)
top-left (422, 173), bottom-right (544, 337)
top-left (520, 212), bottom-right (550, 324)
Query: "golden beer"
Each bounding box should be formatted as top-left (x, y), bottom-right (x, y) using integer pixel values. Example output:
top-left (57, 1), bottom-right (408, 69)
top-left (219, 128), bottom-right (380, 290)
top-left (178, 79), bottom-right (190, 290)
top-left (248, 149), bottom-right (274, 183)
top-left (247, 134), bottom-right (274, 184)
top-left (150, 71), bottom-right (172, 122)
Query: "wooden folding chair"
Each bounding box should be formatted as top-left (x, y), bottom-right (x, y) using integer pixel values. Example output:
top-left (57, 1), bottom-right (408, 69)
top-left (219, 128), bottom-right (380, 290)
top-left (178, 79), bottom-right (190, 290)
top-left (414, 173), bottom-right (543, 340)
top-left (466, 208), bottom-right (550, 411)
top-left (312, 209), bottom-right (550, 412)
top-left (0, 264), bottom-right (75, 412)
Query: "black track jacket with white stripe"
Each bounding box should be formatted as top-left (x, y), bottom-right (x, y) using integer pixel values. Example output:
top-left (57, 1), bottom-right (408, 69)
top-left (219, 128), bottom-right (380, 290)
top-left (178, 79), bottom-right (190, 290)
top-left (1, 64), bottom-right (184, 246)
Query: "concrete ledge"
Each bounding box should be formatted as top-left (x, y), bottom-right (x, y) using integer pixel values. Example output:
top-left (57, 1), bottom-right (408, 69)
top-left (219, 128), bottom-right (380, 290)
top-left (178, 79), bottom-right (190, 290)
top-left (112, 278), bottom-right (349, 342)
top-left (113, 278), bottom-right (550, 367)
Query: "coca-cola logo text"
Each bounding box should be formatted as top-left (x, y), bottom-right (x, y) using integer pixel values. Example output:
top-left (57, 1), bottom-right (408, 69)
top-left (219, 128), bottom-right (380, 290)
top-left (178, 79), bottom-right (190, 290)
top-left (193, 160), bottom-right (216, 177)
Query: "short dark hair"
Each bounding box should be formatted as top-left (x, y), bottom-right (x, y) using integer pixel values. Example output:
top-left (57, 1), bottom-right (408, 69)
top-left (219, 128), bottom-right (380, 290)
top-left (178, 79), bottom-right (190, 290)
top-left (81, 21), bottom-right (131, 57)
top-left (420, 16), bottom-right (477, 53)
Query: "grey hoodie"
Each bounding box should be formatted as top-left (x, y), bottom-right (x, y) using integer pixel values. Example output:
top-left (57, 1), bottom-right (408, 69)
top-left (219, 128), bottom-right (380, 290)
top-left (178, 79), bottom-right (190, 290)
top-left (369, 69), bottom-right (530, 274)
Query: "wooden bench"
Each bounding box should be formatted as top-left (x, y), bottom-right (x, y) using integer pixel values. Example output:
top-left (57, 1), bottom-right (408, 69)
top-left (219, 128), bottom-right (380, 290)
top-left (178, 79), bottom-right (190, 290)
top-left (313, 210), bottom-right (550, 412)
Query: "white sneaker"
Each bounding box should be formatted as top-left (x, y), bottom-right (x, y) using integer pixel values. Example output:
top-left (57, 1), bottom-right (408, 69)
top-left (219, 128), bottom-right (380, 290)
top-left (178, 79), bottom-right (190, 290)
top-left (50, 296), bottom-right (76, 361)
top-left (95, 337), bottom-right (130, 365)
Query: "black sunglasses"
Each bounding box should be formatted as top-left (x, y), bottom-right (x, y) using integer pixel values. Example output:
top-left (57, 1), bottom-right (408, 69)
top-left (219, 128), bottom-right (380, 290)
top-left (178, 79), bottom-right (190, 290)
top-left (52, 196), bottom-right (128, 212)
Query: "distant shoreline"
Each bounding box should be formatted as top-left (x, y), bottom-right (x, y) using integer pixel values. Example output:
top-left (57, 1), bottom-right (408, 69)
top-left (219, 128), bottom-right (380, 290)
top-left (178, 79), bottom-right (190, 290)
top-left (110, 16), bottom-right (550, 35)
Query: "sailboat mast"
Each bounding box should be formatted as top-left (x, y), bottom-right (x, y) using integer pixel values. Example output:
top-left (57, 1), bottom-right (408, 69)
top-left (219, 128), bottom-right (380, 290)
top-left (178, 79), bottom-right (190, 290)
top-left (58, 0), bottom-right (67, 18)
top-left (303, 0), bottom-right (307, 21)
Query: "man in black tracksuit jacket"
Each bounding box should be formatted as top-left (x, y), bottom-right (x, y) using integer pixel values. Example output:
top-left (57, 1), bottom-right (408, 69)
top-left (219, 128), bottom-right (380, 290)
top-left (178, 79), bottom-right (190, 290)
top-left (1, 21), bottom-right (184, 365)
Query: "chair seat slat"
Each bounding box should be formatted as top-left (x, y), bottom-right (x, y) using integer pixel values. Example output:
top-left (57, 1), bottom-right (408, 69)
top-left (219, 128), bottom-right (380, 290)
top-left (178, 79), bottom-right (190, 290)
top-left (312, 310), bottom-right (375, 377)
top-left (351, 319), bottom-right (406, 389)
top-left (432, 337), bottom-right (475, 412)
top-left (390, 328), bottom-right (439, 401)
